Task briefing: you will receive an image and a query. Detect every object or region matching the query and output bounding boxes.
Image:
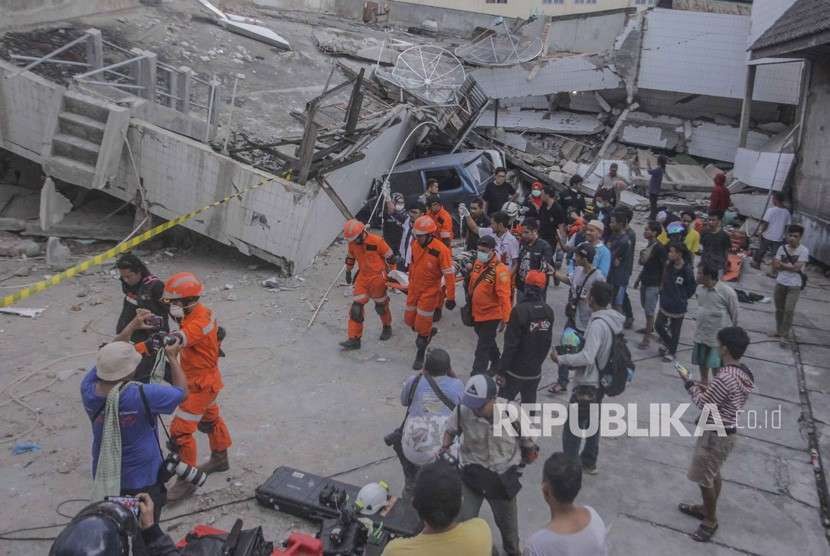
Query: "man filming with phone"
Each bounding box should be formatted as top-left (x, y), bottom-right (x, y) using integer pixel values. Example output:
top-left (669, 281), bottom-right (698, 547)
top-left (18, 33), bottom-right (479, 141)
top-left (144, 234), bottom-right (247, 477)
top-left (82, 311), bottom-right (188, 523)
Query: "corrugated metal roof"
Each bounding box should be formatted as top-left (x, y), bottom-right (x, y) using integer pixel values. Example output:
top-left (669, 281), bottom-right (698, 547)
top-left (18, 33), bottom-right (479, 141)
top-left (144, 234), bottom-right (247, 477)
top-left (638, 9), bottom-right (801, 104)
top-left (751, 0), bottom-right (830, 51)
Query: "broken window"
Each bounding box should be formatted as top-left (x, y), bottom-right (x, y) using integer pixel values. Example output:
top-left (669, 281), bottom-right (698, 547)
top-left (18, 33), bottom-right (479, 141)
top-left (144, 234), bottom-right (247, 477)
top-left (387, 171), bottom-right (423, 198)
top-left (424, 168), bottom-right (463, 193)
top-left (465, 155), bottom-right (494, 187)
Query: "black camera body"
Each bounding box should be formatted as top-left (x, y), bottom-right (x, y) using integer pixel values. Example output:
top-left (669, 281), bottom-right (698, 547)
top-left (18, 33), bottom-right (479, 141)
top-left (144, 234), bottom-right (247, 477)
top-left (320, 507), bottom-right (367, 556)
top-left (383, 428), bottom-right (402, 448)
top-left (163, 450), bottom-right (207, 487)
top-left (318, 484), bottom-right (348, 511)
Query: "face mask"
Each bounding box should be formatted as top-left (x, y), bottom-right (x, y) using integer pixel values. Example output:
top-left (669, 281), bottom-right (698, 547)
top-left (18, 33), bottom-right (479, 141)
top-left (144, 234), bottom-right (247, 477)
top-left (169, 304), bottom-right (184, 319)
top-left (531, 190), bottom-right (542, 197)
top-left (477, 251), bottom-right (491, 263)
top-left (395, 203), bottom-right (405, 212)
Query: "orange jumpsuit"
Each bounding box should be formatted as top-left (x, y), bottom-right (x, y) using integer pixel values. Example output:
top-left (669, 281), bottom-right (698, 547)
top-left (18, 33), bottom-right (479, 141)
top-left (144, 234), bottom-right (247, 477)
top-left (428, 207), bottom-right (454, 246)
top-left (154, 303), bottom-right (231, 466)
top-left (428, 207), bottom-right (454, 308)
top-left (346, 233), bottom-right (394, 339)
top-left (404, 238), bottom-right (455, 337)
top-left (468, 259), bottom-right (512, 324)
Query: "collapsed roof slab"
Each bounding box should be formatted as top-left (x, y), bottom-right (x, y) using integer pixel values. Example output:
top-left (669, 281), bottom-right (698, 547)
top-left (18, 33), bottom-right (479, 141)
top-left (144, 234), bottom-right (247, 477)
top-left (476, 109), bottom-right (604, 136)
top-left (638, 8), bottom-right (802, 105)
top-left (471, 55), bottom-right (625, 100)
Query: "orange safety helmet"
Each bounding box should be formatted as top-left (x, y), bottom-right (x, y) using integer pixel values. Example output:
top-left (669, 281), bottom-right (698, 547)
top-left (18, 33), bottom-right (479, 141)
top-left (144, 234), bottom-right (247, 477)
top-left (412, 215), bottom-right (437, 236)
top-left (163, 272), bottom-right (204, 300)
top-left (343, 219), bottom-right (366, 242)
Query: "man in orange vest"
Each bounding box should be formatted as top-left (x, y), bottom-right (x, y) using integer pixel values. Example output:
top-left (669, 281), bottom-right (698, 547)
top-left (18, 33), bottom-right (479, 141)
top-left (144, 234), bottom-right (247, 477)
top-left (468, 235), bottom-right (512, 375)
top-left (341, 219), bottom-right (395, 350)
top-left (405, 215), bottom-right (456, 370)
top-left (148, 272), bottom-right (231, 502)
top-left (426, 193), bottom-right (454, 322)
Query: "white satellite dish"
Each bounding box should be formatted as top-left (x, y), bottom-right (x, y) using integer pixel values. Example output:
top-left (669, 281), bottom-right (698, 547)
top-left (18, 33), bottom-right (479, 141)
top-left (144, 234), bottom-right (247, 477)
top-left (381, 45), bottom-right (466, 105)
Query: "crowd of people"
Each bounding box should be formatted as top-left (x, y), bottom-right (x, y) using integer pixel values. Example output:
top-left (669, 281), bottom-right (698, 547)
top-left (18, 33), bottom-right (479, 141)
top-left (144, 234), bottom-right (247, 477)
top-left (51, 164), bottom-right (811, 555)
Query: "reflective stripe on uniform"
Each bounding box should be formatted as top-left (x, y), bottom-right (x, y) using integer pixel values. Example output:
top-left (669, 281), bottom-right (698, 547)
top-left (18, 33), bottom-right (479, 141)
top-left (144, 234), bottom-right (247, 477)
top-left (124, 296), bottom-right (138, 305)
top-left (202, 318), bottom-right (215, 335)
top-left (372, 296), bottom-right (389, 303)
top-left (174, 409), bottom-right (203, 422)
top-left (353, 293), bottom-right (369, 302)
top-left (440, 231), bottom-right (451, 238)
top-left (416, 308), bottom-right (434, 317)
top-left (441, 267), bottom-right (454, 274)
top-left (404, 305), bottom-right (416, 313)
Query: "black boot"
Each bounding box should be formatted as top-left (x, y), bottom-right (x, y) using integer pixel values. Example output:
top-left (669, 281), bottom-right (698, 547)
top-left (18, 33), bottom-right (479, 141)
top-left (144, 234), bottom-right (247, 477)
top-left (379, 326), bottom-right (392, 341)
top-left (412, 335), bottom-right (429, 370)
top-left (433, 308), bottom-right (442, 322)
top-left (339, 338), bottom-right (361, 351)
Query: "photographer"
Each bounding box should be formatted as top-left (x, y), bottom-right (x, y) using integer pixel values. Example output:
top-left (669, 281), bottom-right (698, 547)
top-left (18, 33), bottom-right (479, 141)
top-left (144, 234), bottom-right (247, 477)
top-left (393, 348), bottom-right (463, 500)
top-left (440, 375), bottom-right (537, 556)
top-left (81, 333), bottom-right (187, 522)
top-left (50, 494), bottom-right (180, 556)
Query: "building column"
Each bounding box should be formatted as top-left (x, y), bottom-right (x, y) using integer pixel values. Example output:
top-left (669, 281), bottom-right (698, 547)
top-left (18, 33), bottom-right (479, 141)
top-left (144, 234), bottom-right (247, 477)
top-left (738, 64), bottom-right (757, 148)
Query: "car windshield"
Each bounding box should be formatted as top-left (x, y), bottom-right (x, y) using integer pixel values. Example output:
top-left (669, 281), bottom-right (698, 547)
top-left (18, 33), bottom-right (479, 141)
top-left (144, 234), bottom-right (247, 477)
top-left (465, 155), bottom-right (494, 191)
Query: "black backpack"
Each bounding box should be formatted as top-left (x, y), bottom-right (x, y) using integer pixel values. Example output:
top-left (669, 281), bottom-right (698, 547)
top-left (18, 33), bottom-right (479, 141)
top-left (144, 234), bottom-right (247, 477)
top-left (595, 318), bottom-right (634, 396)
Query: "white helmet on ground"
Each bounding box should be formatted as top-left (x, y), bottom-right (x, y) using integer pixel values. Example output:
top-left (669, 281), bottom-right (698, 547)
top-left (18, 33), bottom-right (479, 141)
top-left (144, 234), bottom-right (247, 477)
top-left (355, 481), bottom-right (390, 515)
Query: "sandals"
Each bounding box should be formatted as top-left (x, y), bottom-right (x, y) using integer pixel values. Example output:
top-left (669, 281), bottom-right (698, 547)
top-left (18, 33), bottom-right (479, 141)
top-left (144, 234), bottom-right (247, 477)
top-left (678, 503), bottom-right (706, 520)
top-left (547, 383), bottom-right (566, 395)
top-left (691, 522), bottom-right (718, 542)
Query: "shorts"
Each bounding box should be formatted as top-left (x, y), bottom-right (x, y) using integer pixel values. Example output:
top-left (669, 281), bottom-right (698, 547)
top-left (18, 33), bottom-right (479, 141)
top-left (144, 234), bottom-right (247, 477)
top-left (640, 286), bottom-right (659, 317)
top-left (687, 430), bottom-right (736, 488)
top-left (691, 343), bottom-right (721, 369)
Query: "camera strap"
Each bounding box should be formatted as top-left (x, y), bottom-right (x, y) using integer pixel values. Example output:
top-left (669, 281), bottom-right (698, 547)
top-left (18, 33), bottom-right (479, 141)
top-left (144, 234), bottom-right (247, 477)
top-left (399, 375), bottom-right (422, 429)
top-left (423, 373), bottom-right (456, 411)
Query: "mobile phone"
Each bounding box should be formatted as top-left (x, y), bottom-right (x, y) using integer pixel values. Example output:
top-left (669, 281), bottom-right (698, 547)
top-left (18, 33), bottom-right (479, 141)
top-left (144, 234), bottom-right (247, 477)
top-left (146, 315), bottom-right (164, 329)
top-left (673, 361), bottom-right (690, 381)
top-left (106, 495), bottom-right (140, 517)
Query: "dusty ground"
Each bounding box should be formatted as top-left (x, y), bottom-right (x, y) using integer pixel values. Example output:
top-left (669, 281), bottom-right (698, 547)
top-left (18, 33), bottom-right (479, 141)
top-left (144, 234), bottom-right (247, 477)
top-left (1, 216), bottom-right (830, 554)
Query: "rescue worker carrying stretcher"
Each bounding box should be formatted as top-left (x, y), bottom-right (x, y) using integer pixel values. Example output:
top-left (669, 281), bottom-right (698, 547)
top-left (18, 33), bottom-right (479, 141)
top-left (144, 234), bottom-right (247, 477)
top-left (340, 219), bottom-right (395, 351)
top-left (426, 193), bottom-right (454, 322)
top-left (405, 215), bottom-right (456, 370)
top-left (137, 272), bottom-right (232, 502)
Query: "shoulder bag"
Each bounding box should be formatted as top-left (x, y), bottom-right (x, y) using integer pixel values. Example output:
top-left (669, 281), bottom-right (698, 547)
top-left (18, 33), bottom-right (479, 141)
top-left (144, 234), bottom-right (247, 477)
top-left (782, 245), bottom-right (808, 290)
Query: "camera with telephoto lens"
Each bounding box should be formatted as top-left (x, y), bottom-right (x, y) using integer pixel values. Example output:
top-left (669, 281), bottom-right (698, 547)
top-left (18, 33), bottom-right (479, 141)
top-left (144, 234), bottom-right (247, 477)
top-left (163, 450), bottom-right (207, 487)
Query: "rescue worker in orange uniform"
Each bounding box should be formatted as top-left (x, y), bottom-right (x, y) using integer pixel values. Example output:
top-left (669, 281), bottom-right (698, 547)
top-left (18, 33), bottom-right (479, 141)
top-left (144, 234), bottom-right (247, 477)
top-left (405, 215), bottom-right (456, 370)
top-left (340, 219), bottom-right (395, 350)
top-left (426, 193), bottom-right (454, 322)
top-left (468, 235), bottom-right (512, 375)
top-left (153, 272), bottom-right (231, 502)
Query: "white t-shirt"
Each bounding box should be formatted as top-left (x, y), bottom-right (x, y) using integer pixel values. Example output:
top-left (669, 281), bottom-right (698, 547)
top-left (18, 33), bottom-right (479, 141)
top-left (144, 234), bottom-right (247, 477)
top-left (762, 207), bottom-right (791, 242)
top-left (478, 227), bottom-right (520, 271)
top-left (775, 244), bottom-right (809, 288)
top-left (523, 506), bottom-right (609, 556)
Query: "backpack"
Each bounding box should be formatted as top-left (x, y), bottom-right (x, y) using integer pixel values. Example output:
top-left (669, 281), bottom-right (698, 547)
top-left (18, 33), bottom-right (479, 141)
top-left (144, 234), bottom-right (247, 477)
top-left (595, 318), bottom-right (635, 396)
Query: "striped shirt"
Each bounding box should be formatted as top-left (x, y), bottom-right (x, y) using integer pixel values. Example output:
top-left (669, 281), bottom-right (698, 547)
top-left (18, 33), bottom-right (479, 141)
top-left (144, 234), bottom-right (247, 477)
top-left (687, 364), bottom-right (754, 429)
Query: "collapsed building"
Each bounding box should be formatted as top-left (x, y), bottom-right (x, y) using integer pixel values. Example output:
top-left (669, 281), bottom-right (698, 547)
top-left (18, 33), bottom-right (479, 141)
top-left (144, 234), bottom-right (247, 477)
top-left (0, 0), bottom-right (826, 274)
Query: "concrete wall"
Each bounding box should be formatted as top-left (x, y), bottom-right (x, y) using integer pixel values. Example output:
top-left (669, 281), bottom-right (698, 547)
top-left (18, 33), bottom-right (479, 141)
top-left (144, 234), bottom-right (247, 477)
top-left (0, 0), bottom-right (139, 30)
top-left (793, 60), bottom-right (830, 265)
top-left (547, 10), bottom-right (629, 53)
top-left (0, 67), bottom-right (64, 162)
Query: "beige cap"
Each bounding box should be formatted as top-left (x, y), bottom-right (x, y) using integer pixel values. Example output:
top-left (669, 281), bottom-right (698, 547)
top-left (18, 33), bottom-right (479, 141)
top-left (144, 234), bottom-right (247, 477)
top-left (96, 341), bottom-right (141, 382)
top-left (587, 219), bottom-right (605, 233)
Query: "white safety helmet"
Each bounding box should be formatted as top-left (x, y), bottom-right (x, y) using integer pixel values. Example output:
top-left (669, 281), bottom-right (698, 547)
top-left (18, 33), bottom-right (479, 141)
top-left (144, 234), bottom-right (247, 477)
top-left (503, 201), bottom-right (520, 220)
top-left (355, 481), bottom-right (390, 515)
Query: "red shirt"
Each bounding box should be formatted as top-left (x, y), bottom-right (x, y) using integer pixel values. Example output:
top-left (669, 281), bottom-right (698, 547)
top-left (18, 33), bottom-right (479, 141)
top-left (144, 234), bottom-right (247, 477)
top-left (709, 185), bottom-right (730, 213)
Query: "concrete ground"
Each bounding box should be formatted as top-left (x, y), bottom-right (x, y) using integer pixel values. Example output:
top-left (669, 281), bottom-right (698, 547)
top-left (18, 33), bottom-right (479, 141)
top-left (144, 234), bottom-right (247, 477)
top-left (1, 220), bottom-right (829, 555)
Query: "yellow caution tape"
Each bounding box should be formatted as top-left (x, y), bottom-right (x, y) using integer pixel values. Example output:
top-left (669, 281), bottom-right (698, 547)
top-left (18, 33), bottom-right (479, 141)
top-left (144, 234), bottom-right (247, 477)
top-left (1, 176), bottom-right (277, 308)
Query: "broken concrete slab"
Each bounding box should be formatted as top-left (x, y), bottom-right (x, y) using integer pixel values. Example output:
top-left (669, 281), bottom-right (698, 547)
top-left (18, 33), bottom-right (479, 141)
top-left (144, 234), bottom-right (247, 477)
top-left (312, 28), bottom-right (408, 65)
top-left (664, 164), bottom-right (712, 192)
top-left (578, 160), bottom-right (650, 210)
top-left (0, 231), bottom-right (41, 257)
top-left (46, 236), bottom-right (71, 269)
top-left (0, 307), bottom-right (46, 318)
top-left (476, 109), bottom-right (604, 136)
top-left (731, 192), bottom-right (774, 221)
top-left (38, 178), bottom-right (73, 232)
top-left (471, 54), bottom-right (625, 100)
